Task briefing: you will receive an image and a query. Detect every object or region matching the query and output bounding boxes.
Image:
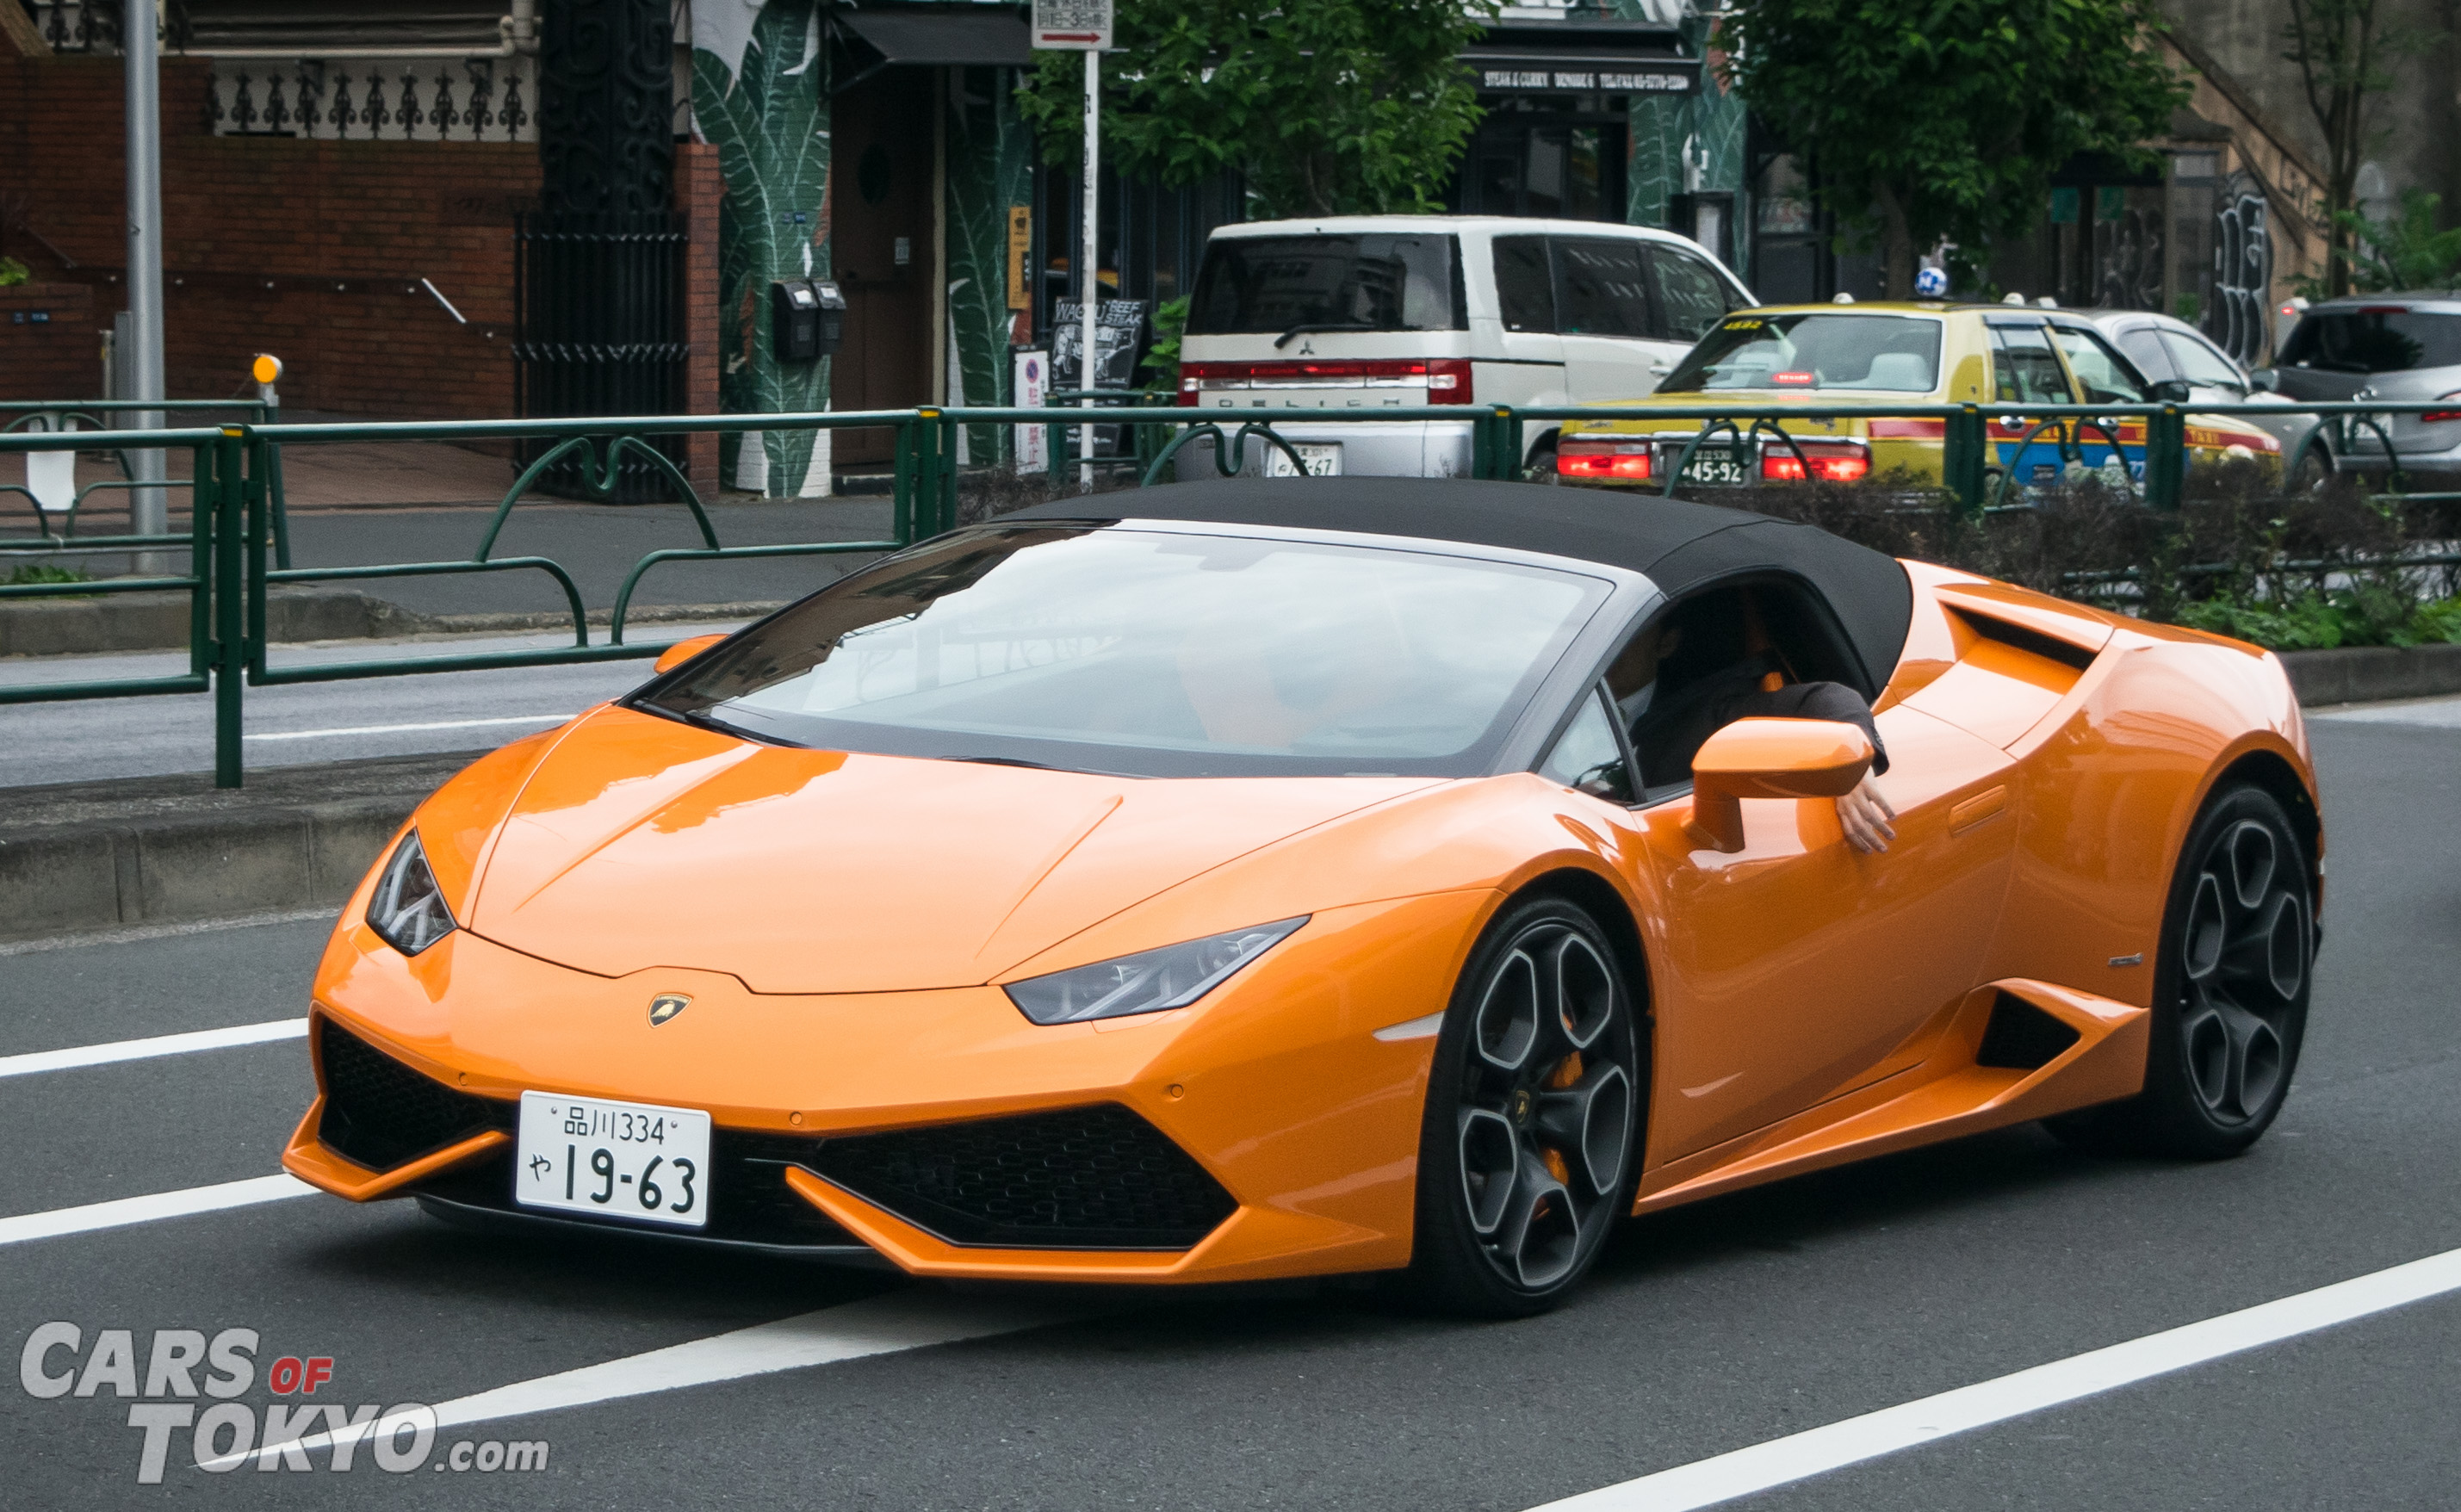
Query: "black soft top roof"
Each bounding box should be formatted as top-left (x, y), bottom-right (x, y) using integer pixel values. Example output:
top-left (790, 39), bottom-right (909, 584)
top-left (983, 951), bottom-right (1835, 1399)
top-left (1006, 477), bottom-right (1913, 693)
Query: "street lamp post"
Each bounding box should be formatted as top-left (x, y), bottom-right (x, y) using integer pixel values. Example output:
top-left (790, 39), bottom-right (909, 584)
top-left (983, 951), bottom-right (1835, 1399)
top-left (124, 0), bottom-right (168, 569)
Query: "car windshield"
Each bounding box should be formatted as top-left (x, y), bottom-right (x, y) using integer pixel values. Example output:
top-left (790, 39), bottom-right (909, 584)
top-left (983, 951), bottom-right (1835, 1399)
top-left (1658, 313), bottom-right (1943, 392)
top-left (637, 524), bottom-right (1610, 778)
top-left (2280, 308), bottom-right (2461, 374)
top-left (1186, 235), bottom-right (1464, 338)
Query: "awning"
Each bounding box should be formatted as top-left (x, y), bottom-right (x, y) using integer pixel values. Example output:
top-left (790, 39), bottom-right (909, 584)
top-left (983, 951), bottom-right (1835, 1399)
top-left (1461, 22), bottom-right (1697, 96)
top-left (835, 8), bottom-right (1033, 70)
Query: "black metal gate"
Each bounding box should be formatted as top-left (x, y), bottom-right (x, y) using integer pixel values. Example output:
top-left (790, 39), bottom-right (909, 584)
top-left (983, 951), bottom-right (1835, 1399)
top-left (511, 211), bottom-right (689, 502)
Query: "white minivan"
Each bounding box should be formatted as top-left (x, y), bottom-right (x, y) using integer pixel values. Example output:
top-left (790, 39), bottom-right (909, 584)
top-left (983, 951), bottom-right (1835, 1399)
top-left (1173, 214), bottom-right (1755, 479)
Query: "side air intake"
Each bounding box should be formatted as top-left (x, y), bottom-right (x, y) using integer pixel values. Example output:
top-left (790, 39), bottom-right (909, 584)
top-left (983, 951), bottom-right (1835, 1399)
top-left (1974, 991), bottom-right (2083, 1070)
top-left (317, 1019), bottom-right (514, 1170)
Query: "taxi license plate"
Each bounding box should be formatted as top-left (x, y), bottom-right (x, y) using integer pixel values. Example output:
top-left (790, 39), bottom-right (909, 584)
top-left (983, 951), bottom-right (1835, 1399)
top-left (515, 1091), bottom-right (710, 1229)
top-left (1680, 445), bottom-right (1748, 486)
top-left (1266, 443), bottom-right (1342, 477)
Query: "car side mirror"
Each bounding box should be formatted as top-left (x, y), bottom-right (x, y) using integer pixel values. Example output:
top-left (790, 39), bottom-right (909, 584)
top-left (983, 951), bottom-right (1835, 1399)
top-left (2248, 369), bottom-right (2279, 393)
top-left (1684, 717), bottom-right (1875, 853)
top-left (653, 633), bottom-right (728, 675)
top-left (2150, 378), bottom-right (2193, 404)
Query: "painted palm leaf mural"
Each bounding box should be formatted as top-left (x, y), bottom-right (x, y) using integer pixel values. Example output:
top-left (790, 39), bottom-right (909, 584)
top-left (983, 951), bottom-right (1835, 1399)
top-left (693, 0), bottom-right (832, 496)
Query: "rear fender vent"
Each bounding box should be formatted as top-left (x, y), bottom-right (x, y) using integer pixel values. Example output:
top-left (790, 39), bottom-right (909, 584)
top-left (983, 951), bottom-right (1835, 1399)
top-left (1953, 609), bottom-right (2100, 672)
top-left (1974, 992), bottom-right (2083, 1070)
top-left (317, 1020), bottom-right (514, 1171)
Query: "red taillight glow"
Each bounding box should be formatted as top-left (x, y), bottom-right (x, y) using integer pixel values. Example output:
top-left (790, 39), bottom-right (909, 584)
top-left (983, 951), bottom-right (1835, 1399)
top-left (1557, 445), bottom-right (1652, 480)
top-left (1762, 443), bottom-right (1869, 482)
top-left (2426, 393), bottom-right (2461, 424)
top-left (1176, 356), bottom-right (1474, 405)
top-left (1770, 371), bottom-right (1817, 387)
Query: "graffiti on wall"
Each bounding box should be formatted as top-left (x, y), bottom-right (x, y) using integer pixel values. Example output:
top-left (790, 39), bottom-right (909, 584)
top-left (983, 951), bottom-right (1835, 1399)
top-left (2207, 173), bottom-right (2272, 367)
top-left (945, 69), bottom-right (1032, 466)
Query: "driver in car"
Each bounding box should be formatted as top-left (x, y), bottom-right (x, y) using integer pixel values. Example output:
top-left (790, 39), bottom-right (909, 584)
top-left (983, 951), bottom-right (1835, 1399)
top-left (1609, 618), bottom-right (1898, 855)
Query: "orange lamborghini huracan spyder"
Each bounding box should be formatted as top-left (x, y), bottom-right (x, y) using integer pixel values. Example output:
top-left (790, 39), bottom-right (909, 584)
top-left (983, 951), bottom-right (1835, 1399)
top-left (284, 478), bottom-right (2321, 1316)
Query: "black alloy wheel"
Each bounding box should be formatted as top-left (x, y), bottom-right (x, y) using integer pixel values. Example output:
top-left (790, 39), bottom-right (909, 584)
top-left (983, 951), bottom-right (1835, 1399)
top-left (1403, 895), bottom-right (1642, 1316)
top-left (1528, 439), bottom-right (1562, 485)
top-left (2050, 784), bottom-right (2314, 1158)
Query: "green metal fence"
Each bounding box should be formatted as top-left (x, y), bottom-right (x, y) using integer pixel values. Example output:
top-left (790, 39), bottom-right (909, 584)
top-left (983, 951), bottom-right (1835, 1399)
top-left (4, 397), bottom-right (2455, 790)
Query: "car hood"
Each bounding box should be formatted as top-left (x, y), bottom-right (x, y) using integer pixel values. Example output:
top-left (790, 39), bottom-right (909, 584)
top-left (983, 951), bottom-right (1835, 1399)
top-left (462, 708), bottom-right (1441, 994)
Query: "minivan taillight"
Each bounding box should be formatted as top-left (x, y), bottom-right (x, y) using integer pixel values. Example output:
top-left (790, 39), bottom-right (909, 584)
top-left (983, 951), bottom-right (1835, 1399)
top-left (1176, 357), bottom-right (1473, 406)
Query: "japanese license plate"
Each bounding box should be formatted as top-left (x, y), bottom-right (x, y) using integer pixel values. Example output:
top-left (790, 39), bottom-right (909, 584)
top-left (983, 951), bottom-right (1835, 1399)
top-left (1679, 444), bottom-right (1748, 486)
top-left (515, 1091), bottom-right (710, 1229)
top-left (1266, 442), bottom-right (1342, 477)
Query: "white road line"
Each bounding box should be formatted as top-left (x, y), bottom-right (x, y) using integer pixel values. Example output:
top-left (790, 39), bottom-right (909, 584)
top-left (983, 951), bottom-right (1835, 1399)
top-left (0, 1174), bottom-right (313, 1248)
top-left (208, 1289), bottom-right (1095, 1470)
top-left (1528, 1244), bottom-right (2461, 1511)
top-left (0, 1018), bottom-right (306, 1079)
top-left (244, 713), bottom-right (573, 742)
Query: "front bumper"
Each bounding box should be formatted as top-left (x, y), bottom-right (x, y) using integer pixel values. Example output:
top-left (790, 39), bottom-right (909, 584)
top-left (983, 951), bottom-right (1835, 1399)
top-left (283, 895), bottom-right (1484, 1283)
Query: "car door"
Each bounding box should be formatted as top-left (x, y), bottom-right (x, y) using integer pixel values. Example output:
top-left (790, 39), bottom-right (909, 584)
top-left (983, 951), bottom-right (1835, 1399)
top-left (1547, 586), bottom-right (2021, 1163)
top-left (2163, 325), bottom-right (2314, 459)
top-left (2047, 323), bottom-right (2154, 481)
top-left (1553, 235), bottom-right (1664, 402)
top-left (1484, 233), bottom-right (1566, 408)
top-left (1987, 317), bottom-right (2081, 486)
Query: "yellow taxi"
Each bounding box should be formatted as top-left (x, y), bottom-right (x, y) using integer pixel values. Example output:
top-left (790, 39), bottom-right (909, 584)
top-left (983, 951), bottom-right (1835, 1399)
top-left (1554, 301), bottom-right (2279, 491)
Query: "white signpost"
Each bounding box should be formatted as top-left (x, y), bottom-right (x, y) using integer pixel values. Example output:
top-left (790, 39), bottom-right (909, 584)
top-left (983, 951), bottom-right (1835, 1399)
top-left (1032, 0), bottom-right (1113, 491)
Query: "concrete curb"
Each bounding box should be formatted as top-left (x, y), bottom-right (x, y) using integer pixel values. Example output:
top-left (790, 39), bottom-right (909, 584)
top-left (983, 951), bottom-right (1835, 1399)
top-left (0, 589), bottom-right (789, 657)
top-left (0, 751), bottom-right (477, 943)
top-left (2279, 643), bottom-right (2461, 707)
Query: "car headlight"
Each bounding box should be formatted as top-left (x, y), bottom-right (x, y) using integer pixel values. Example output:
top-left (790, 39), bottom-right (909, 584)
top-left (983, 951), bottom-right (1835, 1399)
top-left (366, 830), bottom-right (456, 956)
top-left (1003, 918), bottom-right (1308, 1026)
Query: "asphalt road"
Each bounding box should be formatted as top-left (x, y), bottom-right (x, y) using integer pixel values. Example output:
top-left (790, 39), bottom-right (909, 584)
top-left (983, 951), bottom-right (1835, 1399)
top-left (0, 629), bottom-right (741, 786)
top-left (2, 701), bottom-right (2457, 1509)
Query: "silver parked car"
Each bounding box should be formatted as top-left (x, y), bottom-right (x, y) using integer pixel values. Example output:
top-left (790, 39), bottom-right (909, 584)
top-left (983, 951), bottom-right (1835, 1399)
top-left (2259, 294), bottom-right (2461, 487)
top-left (2080, 308), bottom-right (2320, 470)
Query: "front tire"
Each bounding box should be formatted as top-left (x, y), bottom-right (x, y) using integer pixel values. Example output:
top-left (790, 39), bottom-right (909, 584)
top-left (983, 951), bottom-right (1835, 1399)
top-left (2049, 784), bottom-right (2314, 1158)
top-left (1399, 895), bottom-right (1643, 1317)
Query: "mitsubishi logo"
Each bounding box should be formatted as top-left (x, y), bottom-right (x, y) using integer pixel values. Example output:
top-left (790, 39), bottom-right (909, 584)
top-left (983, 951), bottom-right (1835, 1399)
top-left (648, 993), bottom-right (691, 1026)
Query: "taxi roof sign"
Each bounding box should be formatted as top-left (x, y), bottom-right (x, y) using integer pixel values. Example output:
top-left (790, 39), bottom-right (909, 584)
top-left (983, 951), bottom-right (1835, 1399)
top-left (1031, 0), bottom-right (1112, 50)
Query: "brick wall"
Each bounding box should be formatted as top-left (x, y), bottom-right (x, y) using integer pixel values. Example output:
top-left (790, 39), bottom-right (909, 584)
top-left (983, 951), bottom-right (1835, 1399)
top-left (3, 50), bottom-right (720, 436)
top-left (675, 139), bottom-right (722, 496)
top-left (0, 282), bottom-right (99, 399)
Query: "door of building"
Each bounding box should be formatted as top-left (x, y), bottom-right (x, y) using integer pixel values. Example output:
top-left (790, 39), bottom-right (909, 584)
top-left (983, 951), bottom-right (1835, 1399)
top-left (830, 69), bottom-right (937, 468)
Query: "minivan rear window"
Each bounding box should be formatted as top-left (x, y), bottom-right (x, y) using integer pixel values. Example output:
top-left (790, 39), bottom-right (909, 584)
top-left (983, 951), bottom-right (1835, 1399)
top-left (1658, 313), bottom-right (1942, 393)
top-left (1187, 235), bottom-right (1464, 339)
top-left (2280, 308), bottom-right (2461, 374)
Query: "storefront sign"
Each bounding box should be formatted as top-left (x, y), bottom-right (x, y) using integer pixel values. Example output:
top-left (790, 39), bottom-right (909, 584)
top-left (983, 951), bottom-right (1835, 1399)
top-left (1478, 67), bottom-right (1691, 93)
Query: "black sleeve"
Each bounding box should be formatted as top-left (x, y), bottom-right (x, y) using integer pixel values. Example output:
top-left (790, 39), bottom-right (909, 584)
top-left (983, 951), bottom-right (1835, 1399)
top-left (1725, 680), bottom-right (1889, 775)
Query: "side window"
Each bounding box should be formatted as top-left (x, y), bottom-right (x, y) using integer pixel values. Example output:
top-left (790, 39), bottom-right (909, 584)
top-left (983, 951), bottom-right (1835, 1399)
top-left (1492, 236), bottom-right (1555, 333)
top-left (1553, 238), bottom-right (1653, 339)
top-left (1989, 324), bottom-right (2074, 404)
top-left (1537, 687), bottom-right (1632, 801)
top-left (2162, 332), bottom-right (2247, 388)
top-left (2050, 325), bottom-right (2150, 404)
top-left (1647, 245), bottom-right (1733, 343)
top-left (2113, 327), bottom-right (2174, 381)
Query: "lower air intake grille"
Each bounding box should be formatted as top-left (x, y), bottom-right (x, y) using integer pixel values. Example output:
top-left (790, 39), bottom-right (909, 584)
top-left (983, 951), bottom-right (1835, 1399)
top-left (1975, 992), bottom-right (2083, 1070)
top-left (811, 1103), bottom-right (1237, 1250)
top-left (317, 1020), bottom-right (513, 1171)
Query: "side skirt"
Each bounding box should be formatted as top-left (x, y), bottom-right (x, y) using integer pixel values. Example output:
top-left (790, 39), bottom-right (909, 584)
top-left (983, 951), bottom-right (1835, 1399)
top-left (1631, 979), bottom-right (2147, 1216)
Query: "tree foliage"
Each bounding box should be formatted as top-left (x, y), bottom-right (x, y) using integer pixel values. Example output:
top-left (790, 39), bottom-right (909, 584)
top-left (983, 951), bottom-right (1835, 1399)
top-left (2294, 189), bottom-right (2461, 297)
top-left (1014, 0), bottom-right (1496, 220)
top-left (2280, 0), bottom-right (2445, 297)
top-left (1719, 0), bottom-right (2187, 298)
